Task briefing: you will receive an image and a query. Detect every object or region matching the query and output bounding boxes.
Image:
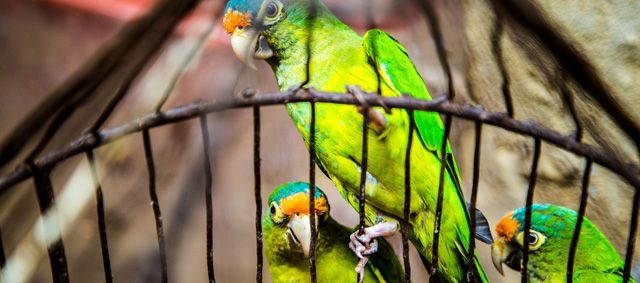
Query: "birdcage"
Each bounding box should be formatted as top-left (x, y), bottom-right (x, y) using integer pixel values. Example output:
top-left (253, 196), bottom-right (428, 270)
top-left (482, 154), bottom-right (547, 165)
top-left (0, 0), bottom-right (638, 282)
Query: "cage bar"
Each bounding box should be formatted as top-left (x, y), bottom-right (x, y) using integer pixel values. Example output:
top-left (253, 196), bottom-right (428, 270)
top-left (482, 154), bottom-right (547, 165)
top-left (199, 115), bottom-right (216, 283)
top-left (142, 130), bottom-right (168, 283)
top-left (566, 159), bottom-right (592, 282)
top-left (467, 121), bottom-right (483, 280)
top-left (623, 190), bottom-right (640, 283)
top-left (521, 138), bottom-right (542, 282)
top-left (429, 114), bottom-right (452, 281)
top-left (32, 166), bottom-right (69, 283)
top-left (253, 106), bottom-right (263, 283)
top-left (0, 225), bottom-right (5, 270)
top-left (403, 109), bottom-right (415, 283)
top-left (86, 150), bottom-right (113, 283)
top-left (308, 102), bottom-right (318, 283)
top-left (490, 16), bottom-right (514, 118)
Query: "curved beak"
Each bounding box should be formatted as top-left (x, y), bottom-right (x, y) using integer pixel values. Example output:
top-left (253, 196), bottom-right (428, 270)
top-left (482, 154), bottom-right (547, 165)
top-left (230, 27), bottom-right (273, 70)
top-left (491, 237), bottom-right (521, 276)
top-left (286, 214), bottom-right (313, 257)
top-left (491, 238), bottom-right (508, 275)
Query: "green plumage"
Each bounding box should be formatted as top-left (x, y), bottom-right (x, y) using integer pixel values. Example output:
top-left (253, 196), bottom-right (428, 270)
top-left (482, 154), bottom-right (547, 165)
top-left (224, 0), bottom-right (489, 281)
top-left (264, 182), bottom-right (405, 283)
top-left (495, 204), bottom-right (634, 283)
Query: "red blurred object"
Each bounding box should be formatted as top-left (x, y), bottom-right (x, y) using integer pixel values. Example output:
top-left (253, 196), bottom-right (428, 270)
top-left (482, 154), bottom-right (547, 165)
top-left (41, 0), bottom-right (156, 21)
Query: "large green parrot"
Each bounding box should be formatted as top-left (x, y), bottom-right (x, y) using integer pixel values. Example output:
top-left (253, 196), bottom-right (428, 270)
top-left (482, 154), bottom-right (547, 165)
top-left (492, 204), bottom-right (635, 282)
top-left (264, 182), bottom-right (405, 282)
top-left (223, 0), bottom-right (492, 282)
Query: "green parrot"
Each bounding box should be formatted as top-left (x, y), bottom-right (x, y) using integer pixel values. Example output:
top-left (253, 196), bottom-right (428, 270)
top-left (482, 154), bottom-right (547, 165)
top-left (223, 0), bottom-right (492, 282)
top-left (264, 181), bottom-right (405, 282)
top-left (492, 204), bottom-right (635, 282)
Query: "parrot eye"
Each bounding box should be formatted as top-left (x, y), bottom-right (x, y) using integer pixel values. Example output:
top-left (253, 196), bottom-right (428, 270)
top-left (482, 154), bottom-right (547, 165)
top-left (265, 2), bottom-right (279, 18)
top-left (269, 201), bottom-right (286, 224)
top-left (528, 233), bottom-right (538, 246)
top-left (517, 230), bottom-right (546, 251)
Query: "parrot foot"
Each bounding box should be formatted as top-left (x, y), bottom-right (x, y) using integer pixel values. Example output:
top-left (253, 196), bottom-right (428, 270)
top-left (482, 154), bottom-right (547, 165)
top-left (345, 84), bottom-right (387, 130)
top-left (349, 222), bottom-right (398, 283)
top-left (349, 234), bottom-right (377, 283)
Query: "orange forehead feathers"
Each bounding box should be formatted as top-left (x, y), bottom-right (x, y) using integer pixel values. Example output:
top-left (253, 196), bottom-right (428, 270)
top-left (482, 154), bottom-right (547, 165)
top-left (495, 211), bottom-right (519, 240)
top-left (223, 9), bottom-right (252, 34)
top-left (281, 192), bottom-right (328, 216)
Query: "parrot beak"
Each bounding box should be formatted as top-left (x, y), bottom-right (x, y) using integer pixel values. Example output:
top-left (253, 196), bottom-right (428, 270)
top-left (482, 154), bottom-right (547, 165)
top-left (286, 213), bottom-right (313, 257)
top-left (491, 238), bottom-right (507, 275)
top-left (230, 27), bottom-right (273, 71)
top-left (491, 237), bottom-right (521, 276)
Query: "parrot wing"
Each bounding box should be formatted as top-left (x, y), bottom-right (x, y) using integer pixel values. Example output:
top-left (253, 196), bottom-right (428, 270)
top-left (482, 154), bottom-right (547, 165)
top-left (362, 29), bottom-right (492, 244)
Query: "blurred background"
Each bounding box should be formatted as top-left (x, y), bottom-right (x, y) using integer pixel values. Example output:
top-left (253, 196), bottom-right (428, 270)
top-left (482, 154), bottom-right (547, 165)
top-left (0, 0), bottom-right (638, 282)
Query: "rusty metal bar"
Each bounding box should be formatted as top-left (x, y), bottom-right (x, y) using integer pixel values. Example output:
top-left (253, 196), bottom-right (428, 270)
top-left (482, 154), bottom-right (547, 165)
top-left (199, 115), bottom-right (216, 283)
top-left (429, 114), bottom-right (452, 281)
top-left (490, 15), bottom-right (514, 118)
top-left (0, 0), bottom-right (201, 167)
top-left (416, 0), bottom-right (455, 100)
top-left (141, 130), bottom-right (168, 283)
top-left (403, 108), bottom-right (415, 283)
top-left (566, 159), bottom-right (592, 283)
top-left (623, 189), bottom-right (640, 283)
top-left (86, 150), bottom-right (113, 283)
top-left (492, 0), bottom-right (640, 150)
top-left (308, 102), bottom-right (318, 283)
top-left (467, 121), bottom-right (483, 280)
top-left (253, 106), bottom-right (263, 283)
top-left (0, 225), bottom-right (4, 269)
top-left (31, 166), bottom-right (69, 283)
top-left (2, 91), bottom-right (639, 193)
top-left (559, 77), bottom-right (583, 142)
top-left (521, 138), bottom-right (542, 282)
top-left (358, 106), bottom-right (371, 236)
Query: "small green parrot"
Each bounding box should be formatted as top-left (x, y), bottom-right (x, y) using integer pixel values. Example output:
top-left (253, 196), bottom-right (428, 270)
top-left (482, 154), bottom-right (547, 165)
top-left (264, 182), bottom-right (405, 282)
top-left (492, 204), bottom-right (635, 282)
top-left (223, 1), bottom-right (492, 282)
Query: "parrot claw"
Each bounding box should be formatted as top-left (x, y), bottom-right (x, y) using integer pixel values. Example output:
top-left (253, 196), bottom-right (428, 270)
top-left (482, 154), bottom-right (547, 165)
top-left (349, 230), bottom-right (379, 283)
top-left (345, 84), bottom-right (387, 130)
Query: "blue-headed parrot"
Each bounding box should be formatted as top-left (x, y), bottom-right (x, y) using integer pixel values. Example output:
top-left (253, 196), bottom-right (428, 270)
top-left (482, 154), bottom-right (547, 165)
top-left (264, 182), bottom-right (405, 282)
top-left (492, 204), bottom-right (635, 282)
top-left (223, 1), bottom-right (492, 281)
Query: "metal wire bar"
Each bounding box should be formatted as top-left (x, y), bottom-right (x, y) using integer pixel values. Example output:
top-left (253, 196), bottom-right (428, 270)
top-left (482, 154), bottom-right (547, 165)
top-left (624, 190), bottom-right (640, 283)
top-left (492, 0), bottom-right (640, 150)
top-left (566, 159), bottom-right (592, 283)
top-left (86, 150), bottom-right (113, 283)
top-left (0, 0), bottom-right (201, 167)
top-left (0, 225), bottom-right (4, 269)
top-left (490, 15), bottom-right (514, 118)
top-left (521, 138), bottom-right (542, 282)
top-left (429, 114), bottom-right (453, 281)
top-left (403, 109), bottom-right (415, 283)
top-left (252, 106), bottom-right (263, 283)
top-left (141, 130), bottom-right (168, 283)
top-left (154, 15), bottom-right (219, 112)
top-left (357, 107), bottom-right (371, 236)
top-left (467, 121), bottom-right (483, 281)
top-left (416, 0), bottom-right (455, 100)
top-left (308, 102), bottom-right (318, 283)
top-left (2, 90), bottom-right (638, 192)
top-left (199, 115), bottom-right (216, 283)
top-left (31, 166), bottom-right (69, 283)
top-left (559, 77), bottom-right (583, 142)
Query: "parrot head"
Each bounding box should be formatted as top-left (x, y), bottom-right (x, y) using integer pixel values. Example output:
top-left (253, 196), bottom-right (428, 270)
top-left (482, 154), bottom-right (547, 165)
top-left (264, 182), bottom-right (330, 258)
top-left (223, 0), bottom-right (326, 70)
top-left (491, 204), bottom-right (580, 278)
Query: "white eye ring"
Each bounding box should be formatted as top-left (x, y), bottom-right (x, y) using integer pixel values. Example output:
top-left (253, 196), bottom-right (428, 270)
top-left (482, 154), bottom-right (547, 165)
top-left (265, 2), bottom-right (278, 18)
top-left (528, 232), bottom-right (538, 246)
